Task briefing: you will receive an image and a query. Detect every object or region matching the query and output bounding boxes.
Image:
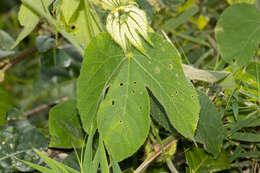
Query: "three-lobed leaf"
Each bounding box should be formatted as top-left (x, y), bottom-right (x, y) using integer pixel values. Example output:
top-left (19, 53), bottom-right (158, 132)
top-left (78, 32), bottom-right (200, 161)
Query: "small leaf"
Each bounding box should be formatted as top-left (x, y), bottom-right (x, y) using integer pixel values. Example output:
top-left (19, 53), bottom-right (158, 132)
top-left (195, 92), bottom-right (224, 158)
top-left (230, 132), bottom-right (260, 142)
top-left (49, 99), bottom-right (84, 149)
top-left (185, 147), bottom-right (230, 173)
top-left (182, 64), bottom-right (230, 83)
top-left (246, 62), bottom-right (260, 84)
top-left (36, 35), bottom-right (55, 53)
top-left (12, 4), bottom-right (40, 49)
top-left (215, 4), bottom-right (260, 66)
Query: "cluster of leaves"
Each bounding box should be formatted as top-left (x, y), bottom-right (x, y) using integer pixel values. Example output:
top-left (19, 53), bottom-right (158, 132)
top-left (0, 0), bottom-right (259, 172)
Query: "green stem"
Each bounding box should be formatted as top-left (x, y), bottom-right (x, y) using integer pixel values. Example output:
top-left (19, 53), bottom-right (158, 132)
top-left (166, 158), bottom-right (179, 173)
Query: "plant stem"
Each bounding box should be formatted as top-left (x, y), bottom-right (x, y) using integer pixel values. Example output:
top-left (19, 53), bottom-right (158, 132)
top-left (166, 158), bottom-right (179, 173)
top-left (134, 139), bottom-right (178, 173)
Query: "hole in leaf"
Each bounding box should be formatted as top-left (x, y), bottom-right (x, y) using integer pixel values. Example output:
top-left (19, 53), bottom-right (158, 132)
top-left (175, 91), bottom-right (178, 95)
top-left (133, 81), bottom-right (137, 85)
top-left (139, 106), bottom-right (142, 110)
top-left (119, 120), bottom-right (123, 123)
top-left (71, 25), bottom-right (76, 30)
top-left (111, 100), bottom-right (115, 105)
top-left (120, 83), bottom-right (124, 86)
top-left (131, 90), bottom-right (135, 94)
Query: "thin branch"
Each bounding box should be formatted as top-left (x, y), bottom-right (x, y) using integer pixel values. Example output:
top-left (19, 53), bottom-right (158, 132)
top-left (134, 139), bottom-right (178, 173)
top-left (10, 47), bottom-right (37, 65)
top-left (24, 97), bottom-right (69, 116)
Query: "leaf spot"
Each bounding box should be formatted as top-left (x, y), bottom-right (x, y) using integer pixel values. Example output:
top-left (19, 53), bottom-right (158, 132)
top-left (169, 63), bottom-right (173, 70)
top-left (155, 67), bottom-right (160, 74)
top-left (131, 90), bottom-right (135, 94)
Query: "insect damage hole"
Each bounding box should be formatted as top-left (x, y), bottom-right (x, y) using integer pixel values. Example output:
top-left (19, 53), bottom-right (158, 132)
top-left (71, 25), bottom-right (76, 30)
top-left (120, 82), bottom-right (124, 86)
top-left (111, 100), bottom-right (115, 105)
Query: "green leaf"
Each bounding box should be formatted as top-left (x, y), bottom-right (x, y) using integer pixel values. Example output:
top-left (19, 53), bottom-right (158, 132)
top-left (0, 30), bottom-right (15, 50)
top-left (182, 64), bottom-right (230, 83)
top-left (40, 48), bottom-right (72, 70)
top-left (17, 159), bottom-right (53, 173)
top-left (77, 33), bottom-right (124, 134)
top-left (215, 3), bottom-right (260, 66)
top-left (0, 30), bottom-right (15, 58)
top-left (195, 92), bottom-right (224, 158)
top-left (150, 94), bottom-right (176, 134)
top-left (185, 147), bottom-right (230, 173)
top-left (227, 0), bottom-right (255, 4)
top-left (60, 0), bottom-right (80, 24)
top-left (134, 33), bottom-right (200, 139)
top-left (246, 62), bottom-right (260, 84)
top-left (62, 0), bottom-right (102, 49)
top-left (49, 99), bottom-right (84, 149)
top-left (12, 4), bottom-right (40, 49)
top-left (99, 136), bottom-right (109, 173)
top-left (97, 59), bottom-right (150, 161)
top-left (163, 5), bottom-right (199, 31)
top-left (228, 111), bottom-right (260, 135)
top-left (0, 86), bottom-right (14, 125)
top-left (0, 120), bottom-right (48, 172)
top-left (36, 35), bottom-right (55, 53)
top-left (79, 32), bottom-right (199, 161)
top-left (33, 149), bottom-right (79, 173)
top-left (230, 132), bottom-right (260, 142)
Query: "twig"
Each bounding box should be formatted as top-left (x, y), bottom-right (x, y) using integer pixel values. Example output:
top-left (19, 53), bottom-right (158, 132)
top-left (24, 97), bottom-right (69, 116)
top-left (10, 47), bottom-right (37, 66)
top-left (134, 139), bottom-right (178, 173)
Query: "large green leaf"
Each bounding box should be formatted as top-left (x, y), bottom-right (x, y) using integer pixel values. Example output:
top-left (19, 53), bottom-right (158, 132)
top-left (97, 60), bottom-right (150, 161)
top-left (49, 99), bottom-right (84, 149)
top-left (195, 92), bottom-right (224, 158)
top-left (185, 147), bottom-right (230, 173)
top-left (77, 33), bottom-right (124, 133)
top-left (78, 32), bottom-right (199, 161)
top-left (215, 3), bottom-right (260, 66)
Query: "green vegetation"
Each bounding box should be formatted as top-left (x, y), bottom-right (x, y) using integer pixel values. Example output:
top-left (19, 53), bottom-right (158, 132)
top-left (0, 0), bottom-right (259, 172)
